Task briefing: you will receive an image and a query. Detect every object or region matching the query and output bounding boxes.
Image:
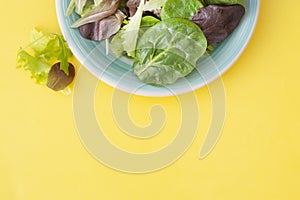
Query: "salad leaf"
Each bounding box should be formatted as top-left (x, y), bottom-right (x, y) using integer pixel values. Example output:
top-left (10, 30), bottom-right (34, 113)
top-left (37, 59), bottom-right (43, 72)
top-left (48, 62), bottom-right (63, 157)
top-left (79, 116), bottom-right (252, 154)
top-left (110, 15), bottom-right (160, 58)
top-left (126, 0), bottom-right (140, 17)
top-left (94, 0), bottom-right (103, 6)
top-left (139, 16), bottom-right (160, 37)
top-left (110, 29), bottom-right (125, 57)
top-left (121, 0), bottom-right (144, 57)
top-left (47, 63), bottom-right (75, 91)
top-left (17, 29), bottom-right (73, 84)
top-left (71, 0), bottom-right (121, 28)
top-left (17, 50), bottom-right (50, 84)
top-left (161, 0), bottom-right (203, 20)
top-left (133, 18), bottom-right (207, 86)
top-left (97, 9), bottom-right (126, 40)
top-left (81, 0), bottom-right (98, 17)
top-left (29, 29), bottom-right (72, 74)
top-left (66, 0), bottom-right (76, 17)
top-left (29, 28), bottom-right (52, 53)
top-left (119, 0), bottom-right (128, 10)
top-left (79, 9), bottom-right (126, 41)
top-left (205, 0), bottom-right (245, 6)
top-left (74, 0), bottom-right (88, 15)
top-left (144, 0), bottom-right (166, 11)
top-left (199, 0), bottom-right (206, 5)
top-left (141, 16), bottom-right (160, 27)
top-left (192, 4), bottom-right (245, 46)
top-left (127, 0), bottom-right (165, 16)
top-left (37, 31), bottom-right (72, 74)
top-left (114, 0), bottom-right (165, 57)
top-left (56, 36), bottom-right (73, 75)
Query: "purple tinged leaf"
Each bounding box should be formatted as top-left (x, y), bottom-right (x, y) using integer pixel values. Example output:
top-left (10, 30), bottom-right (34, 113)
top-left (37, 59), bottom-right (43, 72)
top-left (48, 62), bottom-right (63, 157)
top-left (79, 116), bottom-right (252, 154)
top-left (79, 10), bottom-right (126, 41)
top-left (71, 0), bottom-right (121, 28)
top-left (192, 4), bottom-right (245, 46)
top-left (46, 63), bottom-right (75, 91)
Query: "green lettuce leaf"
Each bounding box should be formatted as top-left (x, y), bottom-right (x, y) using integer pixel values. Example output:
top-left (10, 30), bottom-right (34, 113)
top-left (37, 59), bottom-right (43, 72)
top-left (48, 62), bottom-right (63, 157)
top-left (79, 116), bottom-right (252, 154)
top-left (17, 50), bottom-right (50, 84)
top-left (134, 18), bottom-right (207, 86)
top-left (144, 0), bottom-right (166, 11)
top-left (161, 0), bottom-right (203, 20)
top-left (17, 29), bottom-right (72, 84)
top-left (121, 0), bottom-right (144, 57)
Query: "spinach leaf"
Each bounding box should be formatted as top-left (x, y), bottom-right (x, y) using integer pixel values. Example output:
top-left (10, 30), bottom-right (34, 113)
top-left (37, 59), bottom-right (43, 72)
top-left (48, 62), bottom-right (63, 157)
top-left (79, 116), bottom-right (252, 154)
top-left (161, 0), bottom-right (203, 20)
top-left (139, 16), bottom-right (160, 38)
top-left (133, 18), bottom-right (207, 86)
top-left (109, 29), bottom-right (125, 57)
top-left (205, 0), bottom-right (245, 6)
top-left (110, 16), bottom-right (160, 58)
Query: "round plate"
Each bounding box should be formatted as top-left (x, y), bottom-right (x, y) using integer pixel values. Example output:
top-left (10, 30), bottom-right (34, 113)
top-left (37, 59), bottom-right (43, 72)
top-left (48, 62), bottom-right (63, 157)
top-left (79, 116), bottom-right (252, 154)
top-left (56, 0), bottom-right (259, 96)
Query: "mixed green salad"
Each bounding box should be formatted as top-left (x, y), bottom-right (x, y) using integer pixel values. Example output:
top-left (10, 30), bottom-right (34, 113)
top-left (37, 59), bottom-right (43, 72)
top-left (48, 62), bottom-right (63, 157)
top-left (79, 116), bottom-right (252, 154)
top-left (67, 0), bottom-right (246, 86)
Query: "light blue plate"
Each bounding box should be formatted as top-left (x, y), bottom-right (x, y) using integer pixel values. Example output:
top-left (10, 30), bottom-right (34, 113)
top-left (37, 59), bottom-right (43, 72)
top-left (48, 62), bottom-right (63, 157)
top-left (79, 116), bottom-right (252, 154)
top-left (56, 0), bottom-right (259, 96)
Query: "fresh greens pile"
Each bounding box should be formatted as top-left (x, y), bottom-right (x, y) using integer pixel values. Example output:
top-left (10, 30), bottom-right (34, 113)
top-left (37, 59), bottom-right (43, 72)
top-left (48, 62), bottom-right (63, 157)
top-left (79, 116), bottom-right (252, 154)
top-left (67, 0), bottom-right (245, 86)
top-left (17, 29), bottom-right (75, 92)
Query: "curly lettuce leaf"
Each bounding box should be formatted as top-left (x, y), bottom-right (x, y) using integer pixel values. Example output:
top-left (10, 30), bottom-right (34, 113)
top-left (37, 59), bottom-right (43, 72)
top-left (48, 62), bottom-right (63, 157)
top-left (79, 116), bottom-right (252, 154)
top-left (31, 29), bottom-right (72, 74)
top-left (17, 50), bottom-right (50, 84)
top-left (17, 29), bottom-right (72, 84)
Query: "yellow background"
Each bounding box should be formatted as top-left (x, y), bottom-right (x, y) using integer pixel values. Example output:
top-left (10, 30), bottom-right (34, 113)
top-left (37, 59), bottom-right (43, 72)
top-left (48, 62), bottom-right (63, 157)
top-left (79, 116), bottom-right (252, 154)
top-left (1, 0), bottom-right (300, 199)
